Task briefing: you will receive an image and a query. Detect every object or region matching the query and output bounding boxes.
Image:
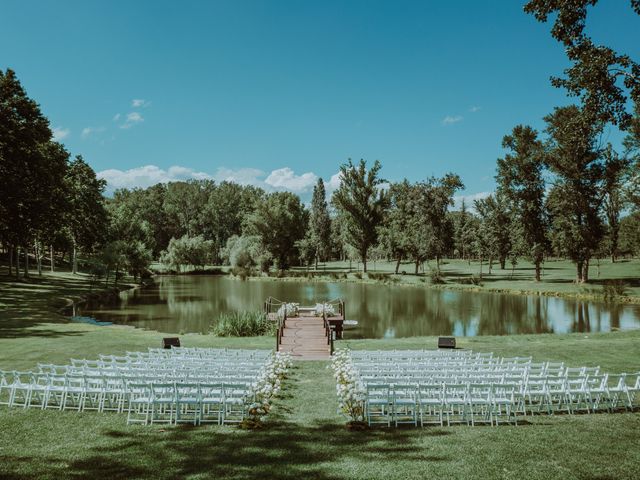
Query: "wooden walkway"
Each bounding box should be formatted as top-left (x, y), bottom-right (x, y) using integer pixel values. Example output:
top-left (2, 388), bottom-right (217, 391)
top-left (277, 317), bottom-right (331, 360)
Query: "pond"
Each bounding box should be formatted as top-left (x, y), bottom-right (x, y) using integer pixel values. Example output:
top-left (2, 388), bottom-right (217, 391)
top-left (75, 275), bottom-right (640, 339)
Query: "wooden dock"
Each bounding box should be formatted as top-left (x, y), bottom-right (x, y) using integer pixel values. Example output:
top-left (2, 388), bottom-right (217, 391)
top-left (277, 316), bottom-right (331, 360)
top-left (266, 297), bottom-right (345, 361)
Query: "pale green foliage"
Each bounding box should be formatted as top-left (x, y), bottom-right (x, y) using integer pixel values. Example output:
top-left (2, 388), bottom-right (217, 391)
top-left (220, 234), bottom-right (272, 271)
top-left (160, 234), bottom-right (214, 271)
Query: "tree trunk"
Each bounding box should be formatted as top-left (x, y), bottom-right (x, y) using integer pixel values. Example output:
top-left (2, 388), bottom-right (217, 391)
top-left (315, 255), bottom-right (318, 271)
top-left (478, 256), bottom-right (483, 280)
top-left (50, 245), bottom-right (54, 273)
top-left (582, 258), bottom-right (590, 283)
top-left (72, 239), bottom-right (78, 274)
top-left (576, 261), bottom-right (583, 284)
top-left (16, 247), bottom-right (20, 278)
top-left (534, 260), bottom-right (541, 282)
top-left (35, 241), bottom-right (42, 275)
top-left (362, 252), bottom-right (367, 273)
top-left (9, 245), bottom-right (13, 276)
top-left (488, 256), bottom-right (493, 275)
top-left (395, 257), bottom-right (401, 275)
top-left (500, 257), bottom-right (506, 270)
top-left (414, 260), bottom-right (420, 275)
top-left (436, 255), bottom-right (441, 274)
top-left (24, 246), bottom-right (29, 277)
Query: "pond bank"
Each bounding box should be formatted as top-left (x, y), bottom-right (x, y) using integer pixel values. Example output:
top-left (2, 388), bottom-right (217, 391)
top-left (225, 271), bottom-right (640, 305)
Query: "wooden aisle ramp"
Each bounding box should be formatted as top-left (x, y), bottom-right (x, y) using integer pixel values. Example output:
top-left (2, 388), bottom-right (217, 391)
top-left (277, 316), bottom-right (331, 360)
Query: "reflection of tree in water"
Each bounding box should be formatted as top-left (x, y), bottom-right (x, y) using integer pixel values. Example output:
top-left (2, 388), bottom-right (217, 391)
top-left (343, 286), bottom-right (454, 338)
top-left (563, 300), bottom-right (593, 333)
top-left (82, 276), bottom-right (640, 337)
top-left (446, 292), bottom-right (478, 337)
top-left (475, 294), bottom-right (553, 335)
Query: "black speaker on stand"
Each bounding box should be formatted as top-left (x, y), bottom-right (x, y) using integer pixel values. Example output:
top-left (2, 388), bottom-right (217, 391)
top-left (438, 337), bottom-right (456, 349)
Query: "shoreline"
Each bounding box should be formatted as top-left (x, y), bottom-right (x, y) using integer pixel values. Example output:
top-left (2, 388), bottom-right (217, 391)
top-left (223, 271), bottom-right (640, 305)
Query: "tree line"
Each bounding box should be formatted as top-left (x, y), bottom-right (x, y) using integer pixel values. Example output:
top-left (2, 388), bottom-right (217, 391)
top-left (1, 2), bottom-right (639, 285)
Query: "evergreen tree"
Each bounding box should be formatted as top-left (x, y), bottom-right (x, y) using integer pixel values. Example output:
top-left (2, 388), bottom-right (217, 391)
top-left (309, 178), bottom-right (332, 269)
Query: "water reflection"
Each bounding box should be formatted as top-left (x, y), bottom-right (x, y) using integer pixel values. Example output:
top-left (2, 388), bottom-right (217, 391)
top-left (77, 276), bottom-right (640, 338)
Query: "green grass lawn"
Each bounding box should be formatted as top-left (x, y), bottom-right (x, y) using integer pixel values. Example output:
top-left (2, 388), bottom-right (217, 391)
top-left (1, 271), bottom-right (640, 479)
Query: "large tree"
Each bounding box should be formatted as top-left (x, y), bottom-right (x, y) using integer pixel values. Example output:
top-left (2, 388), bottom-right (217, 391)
top-left (378, 180), bottom-right (412, 274)
top-left (0, 68), bottom-right (69, 277)
top-left (474, 193), bottom-right (512, 272)
top-left (601, 145), bottom-right (629, 262)
top-left (332, 159), bottom-right (387, 272)
top-left (245, 192), bottom-right (306, 270)
top-left (525, 0), bottom-right (640, 129)
top-left (203, 182), bottom-right (263, 262)
top-left (544, 106), bottom-right (607, 283)
top-left (65, 155), bottom-right (108, 274)
top-left (496, 125), bottom-right (547, 281)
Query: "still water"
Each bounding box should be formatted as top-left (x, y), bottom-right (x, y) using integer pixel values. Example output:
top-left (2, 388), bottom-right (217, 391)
top-left (77, 275), bottom-right (640, 339)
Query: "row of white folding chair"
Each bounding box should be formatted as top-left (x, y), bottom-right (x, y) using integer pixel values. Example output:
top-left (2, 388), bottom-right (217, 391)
top-left (355, 364), bottom-right (532, 375)
top-left (126, 381), bottom-right (251, 425)
top-left (0, 372), bottom-right (125, 411)
top-left (360, 373), bottom-right (638, 415)
top-left (364, 382), bottom-right (518, 427)
top-left (72, 357), bottom-right (266, 369)
top-left (350, 349), bottom-right (480, 358)
top-left (145, 348), bottom-right (272, 359)
top-left (0, 371), bottom-right (258, 417)
top-left (66, 365), bottom-right (260, 376)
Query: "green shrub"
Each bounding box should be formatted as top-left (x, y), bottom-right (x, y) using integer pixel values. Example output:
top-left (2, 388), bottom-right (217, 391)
top-left (210, 311), bottom-right (276, 337)
top-left (366, 272), bottom-right (388, 281)
top-left (231, 267), bottom-right (250, 280)
top-left (603, 280), bottom-right (628, 301)
top-left (460, 275), bottom-right (482, 286)
top-left (429, 270), bottom-right (445, 284)
top-left (354, 272), bottom-right (362, 280)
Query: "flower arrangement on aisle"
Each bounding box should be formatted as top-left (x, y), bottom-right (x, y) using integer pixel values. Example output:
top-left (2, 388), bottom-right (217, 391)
top-left (330, 349), bottom-right (366, 428)
top-left (245, 352), bottom-right (293, 428)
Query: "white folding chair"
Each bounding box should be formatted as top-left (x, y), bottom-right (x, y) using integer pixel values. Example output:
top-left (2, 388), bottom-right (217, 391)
top-left (418, 383), bottom-right (444, 427)
top-left (175, 382), bottom-right (201, 425)
top-left (200, 382), bottom-right (224, 425)
top-left (392, 383), bottom-right (418, 426)
top-left (127, 382), bottom-right (153, 425)
top-left (366, 384), bottom-right (391, 427)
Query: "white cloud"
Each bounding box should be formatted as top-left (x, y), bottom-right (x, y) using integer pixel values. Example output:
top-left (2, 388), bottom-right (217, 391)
top-left (81, 126), bottom-right (106, 138)
top-left (52, 126), bottom-right (70, 141)
top-left (469, 106), bottom-right (481, 113)
top-left (113, 113), bottom-right (121, 122)
top-left (97, 163), bottom-right (341, 200)
top-left (326, 172), bottom-right (342, 193)
top-left (265, 167), bottom-right (318, 193)
top-left (97, 164), bottom-right (213, 193)
top-left (453, 191), bottom-right (492, 211)
top-left (120, 112), bottom-right (144, 129)
top-left (132, 99), bottom-right (151, 108)
top-left (442, 115), bottom-right (463, 125)
top-left (214, 167), bottom-right (265, 185)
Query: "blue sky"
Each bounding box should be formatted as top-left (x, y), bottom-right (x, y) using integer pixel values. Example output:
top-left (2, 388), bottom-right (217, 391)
top-left (1, 0), bottom-right (638, 202)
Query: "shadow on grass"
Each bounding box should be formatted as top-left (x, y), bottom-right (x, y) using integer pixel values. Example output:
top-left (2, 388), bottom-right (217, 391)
top-left (0, 421), bottom-right (452, 480)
